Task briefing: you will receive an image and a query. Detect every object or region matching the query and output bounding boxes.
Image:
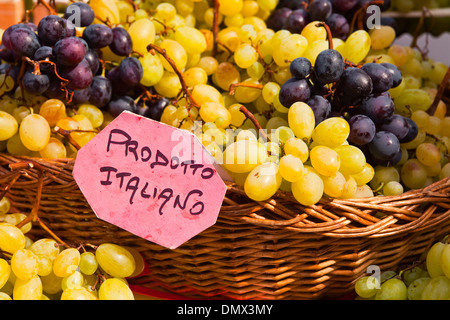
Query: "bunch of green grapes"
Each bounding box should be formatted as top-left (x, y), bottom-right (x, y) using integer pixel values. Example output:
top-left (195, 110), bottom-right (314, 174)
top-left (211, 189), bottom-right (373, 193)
top-left (0, 196), bottom-right (144, 300)
top-left (354, 235), bottom-right (450, 300)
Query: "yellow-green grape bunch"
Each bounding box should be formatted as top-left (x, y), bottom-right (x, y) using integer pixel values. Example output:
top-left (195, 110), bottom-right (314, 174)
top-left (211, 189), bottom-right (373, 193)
top-left (0, 196), bottom-right (144, 300)
top-left (354, 235), bottom-right (450, 300)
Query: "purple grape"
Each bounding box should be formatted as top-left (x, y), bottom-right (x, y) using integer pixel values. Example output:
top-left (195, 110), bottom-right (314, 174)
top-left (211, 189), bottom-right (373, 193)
top-left (118, 57), bottom-right (143, 86)
top-left (2, 24), bottom-right (35, 49)
top-left (377, 114), bottom-right (410, 141)
top-left (59, 58), bottom-right (93, 90)
top-left (44, 73), bottom-right (65, 99)
top-left (279, 77), bottom-right (311, 108)
top-left (82, 24), bottom-right (113, 48)
top-left (89, 76), bottom-right (112, 108)
top-left (137, 97), bottom-right (170, 121)
top-left (72, 87), bottom-right (91, 104)
top-left (37, 15), bottom-right (74, 46)
top-left (308, 0), bottom-right (333, 21)
top-left (306, 95), bottom-right (331, 124)
top-left (266, 8), bottom-right (292, 31)
top-left (64, 2), bottom-right (95, 27)
top-left (84, 49), bottom-right (100, 75)
top-left (109, 27), bottom-right (133, 56)
top-left (399, 117), bottom-right (419, 143)
top-left (8, 27), bottom-right (41, 58)
top-left (285, 9), bottom-right (310, 33)
top-left (380, 63), bottom-right (402, 88)
top-left (314, 49), bottom-right (344, 84)
top-left (359, 94), bottom-right (395, 124)
top-left (54, 37), bottom-right (87, 67)
top-left (348, 114), bottom-right (376, 145)
top-left (369, 131), bottom-right (400, 161)
top-left (290, 57), bottom-right (311, 79)
top-left (108, 96), bottom-right (137, 117)
top-left (106, 66), bottom-right (134, 96)
top-left (34, 46), bottom-right (54, 73)
top-left (0, 44), bottom-right (16, 63)
top-left (22, 71), bottom-right (50, 95)
top-left (361, 63), bottom-right (393, 94)
top-left (336, 67), bottom-right (373, 106)
top-left (326, 13), bottom-right (349, 40)
top-left (331, 0), bottom-right (359, 12)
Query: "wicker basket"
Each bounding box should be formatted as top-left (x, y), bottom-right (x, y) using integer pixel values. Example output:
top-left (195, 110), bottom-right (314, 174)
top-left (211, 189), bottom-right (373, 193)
top-left (1, 153), bottom-right (450, 300)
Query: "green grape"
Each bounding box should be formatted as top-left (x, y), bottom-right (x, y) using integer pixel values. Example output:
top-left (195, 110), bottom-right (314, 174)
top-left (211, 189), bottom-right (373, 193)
top-left (0, 258), bottom-right (11, 289)
top-left (273, 34), bottom-right (308, 67)
top-left (322, 171), bottom-right (347, 198)
top-left (401, 159), bottom-right (428, 190)
top-left (284, 138), bottom-right (309, 163)
top-left (19, 114), bottom-right (51, 152)
top-left (334, 145), bottom-right (366, 176)
top-left (424, 116), bottom-right (442, 136)
top-left (154, 71), bottom-right (182, 98)
top-left (375, 278), bottom-right (408, 300)
top-left (184, 67), bottom-right (208, 88)
top-left (139, 52), bottom-right (164, 87)
top-left (61, 270), bottom-right (84, 291)
top-left (192, 84), bottom-right (224, 106)
top-left (402, 266), bottom-right (425, 287)
top-left (128, 18), bottom-right (155, 55)
top-left (244, 162), bottom-right (282, 201)
top-left (36, 255), bottom-right (52, 277)
top-left (353, 184), bottom-right (374, 198)
top-left (411, 110), bottom-right (430, 129)
top-left (174, 26), bottom-right (207, 55)
top-left (236, 129), bottom-right (257, 142)
top-left (310, 146), bottom-right (340, 177)
top-left (394, 89), bottom-right (433, 116)
top-left (407, 277), bottom-right (431, 300)
top-left (61, 287), bottom-right (98, 300)
top-left (274, 126), bottom-right (295, 144)
top-left (355, 276), bottom-right (380, 299)
top-left (96, 243), bottom-right (136, 278)
top-left (439, 163), bottom-right (450, 180)
top-left (265, 116), bottom-right (288, 131)
top-left (279, 155), bottom-right (304, 183)
top-left (40, 271), bottom-right (62, 295)
top-left (39, 99), bottom-right (67, 127)
top-left (76, 104), bottom-right (103, 129)
top-left (11, 249), bottom-right (39, 281)
top-left (339, 175), bottom-right (357, 199)
top-left (387, 44), bottom-right (411, 67)
top-left (401, 129), bottom-right (426, 150)
top-left (421, 276), bottom-right (450, 300)
top-left (13, 275), bottom-right (42, 300)
top-left (291, 166), bottom-right (324, 206)
top-left (311, 117), bottom-right (349, 148)
top-left (383, 181), bottom-right (404, 196)
top-left (0, 111), bottom-right (19, 141)
top-left (257, 0), bottom-right (278, 11)
top-left (53, 248), bottom-right (81, 278)
top-left (228, 103), bottom-right (247, 127)
top-left (98, 278), bottom-right (134, 300)
top-left (234, 43), bottom-right (259, 69)
top-left (300, 21), bottom-right (326, 44)
top-left (304, 40), bottom-right (329, 66)
top-left (262, 82), bottom-right (280, 105)
top-left (416, 142), bottom-right (441, 167)
top-left (213, 62), bottom-right (240, 91)
top-left (199, 102), bottom-right (232, 128)
top-left (342, 30), bottom-right (371, 64)
top-left (39, 137), bottom-right (67, 159)
top-left (247, 61), bottom-right (265, 80)
top-left (288, 102), bottom-right (315, 140)
top-left (428, 61), bottom-right (448, 85)
top-left (426, 241), bottom-right (445, 278)
top-left (370, 166), bottom-right (400, 190)
top-left (0, 292), bottom-right (11, 300)
top-left (79, 252), bottom-right (98, 276)
top-left (29, 239), bottom-right (60, 261)
top-left (159, 39), bottom-right (188, 72)
top-left (234, 78), bottom-right (262, 103)
top-left (0, 223), bottom-right (26, 254)
top-left (0, 197), bottom-right (11, 215)
top-left (441, 244), bottom-right (450, 279)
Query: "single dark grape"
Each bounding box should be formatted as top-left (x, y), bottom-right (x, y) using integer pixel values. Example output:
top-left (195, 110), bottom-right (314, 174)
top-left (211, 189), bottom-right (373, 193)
top-left (33, 46), bottom-right (54, 73)
top-left (82, 24), bottom-right (113, 48)
top-left (8, 27), bottom-right (41, 58)
top-left (37, 15), bottom-right (73, 46)
top-left (109, 27), bottom-right (133, 56)
top-left (369, 131), bottom-right (400, 161)
top-left (399, 117), bottom-right (419, 143)
top-left (266, 8), bottom-right (292, 31)
top-left (44, 73), bottom-right (65, 99)
top-left (89, 75), bottom-right (112, 108)
top-left (72, 87), bottom-right (91, 104)
top-left (359, 94), bottom-right (395, 124)
top-left (137, 97), bottom-right (170, 121)
top-left (314, 49), bottom-right (345, 84)
top-left (54, 37), bottom-right (87, 67)
top-left (285, 9), bottom-right (310, 33)
top-left (371, 149), bottom-right (402, 167)
top-left (22, 71), bottom-right (50, 95)
top-left (377, 114), bottom-right (410, 141)
top-left (58, 58), bottom-right (93, 90)
top-left (331, 0), bottom-right (359, 11)
top-left (361, 63), bottom-right (393, 94)
top-left (0, 44), bottom-right (17, 63)
top-left (84, 49), bottom-right (100, 75)
top-left (308, 0), bottom-right (332, 21)
top-left (2, 23), bottom-right (35, 49)
top-left (64, 2), bottom-right (95, 27)
top-left (289, 57), bottom-right (311, 79)
top-left (279, 77), bottom-right (311, 108)
top-left (306, 95), bottom-right (331, 124)
top-left (106, 66), bottom-right (134, 96)
top-left (348, 114), bottom-right (376, 146)
top-left (118, 57), bottom-right (143, 86)
top-left (336, 67), bottom-right (373, 106)
top-left (108, 96), bottom-right (137, 117)
top-left (380, 62), bottom-right (402, 88)
top-left (326, 13), bottom-right (350, 40)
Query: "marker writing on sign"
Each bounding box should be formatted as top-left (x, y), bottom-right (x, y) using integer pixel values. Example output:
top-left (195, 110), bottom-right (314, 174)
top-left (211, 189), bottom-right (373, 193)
top-left (100, 129), bottom-right (211, 215)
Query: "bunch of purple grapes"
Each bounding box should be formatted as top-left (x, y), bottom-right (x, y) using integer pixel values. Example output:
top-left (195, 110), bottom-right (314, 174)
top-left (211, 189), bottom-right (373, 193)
top-left (0, 2), bottom-right (168, 121)
top-left (267, 0), bottom-right (394, 40)
top-left (278, 44), bottom-right (418, 168)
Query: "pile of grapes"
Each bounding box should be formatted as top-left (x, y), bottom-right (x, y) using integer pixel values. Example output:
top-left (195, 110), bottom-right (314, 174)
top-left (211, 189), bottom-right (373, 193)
top-left (354, 235), bottom-right (450, 300)
top-left (0, 196), bottom-right (141, 300)
top-left (0, 0), bottom-right (449, 299)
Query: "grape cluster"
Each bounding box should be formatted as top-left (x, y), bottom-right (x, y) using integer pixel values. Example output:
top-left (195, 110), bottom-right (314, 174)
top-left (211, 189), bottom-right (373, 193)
top-left (354, 235), bottom-right (450, 300)
top-left (0, 196), bottom-right (142, 300)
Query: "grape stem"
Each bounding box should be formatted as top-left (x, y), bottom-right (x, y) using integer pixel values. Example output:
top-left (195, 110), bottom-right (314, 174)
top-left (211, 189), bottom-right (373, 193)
top-left (315, 22), bottom-right (333, 50)
top-left (228, 82), bottom-right (263, 95)
top-left (147, 43), bottom-right (200, 110)
top-left (349, 0), bottom-right (385, 33)
top-left (238, 105), bottom-right (269, 142)
top-left (427, 65), bottom-right (450, 116)
top-left (410, 7), bottom-right (433, 59)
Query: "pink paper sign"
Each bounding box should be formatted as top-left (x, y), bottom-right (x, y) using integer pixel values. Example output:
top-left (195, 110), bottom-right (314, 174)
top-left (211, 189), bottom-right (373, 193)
top-left (73, 111), bottom-right (227, 249)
